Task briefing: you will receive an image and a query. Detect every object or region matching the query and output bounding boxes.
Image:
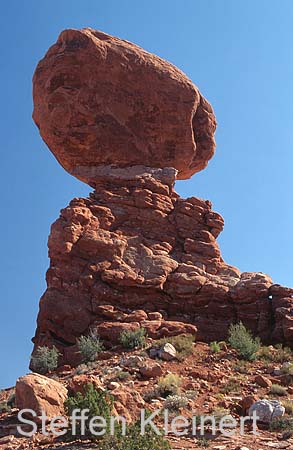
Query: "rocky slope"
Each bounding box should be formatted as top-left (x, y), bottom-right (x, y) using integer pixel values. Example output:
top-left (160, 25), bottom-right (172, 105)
top-left (30, 28), bottom-right (293, 367)
top-left (2, 340), bottom-right (293, 449)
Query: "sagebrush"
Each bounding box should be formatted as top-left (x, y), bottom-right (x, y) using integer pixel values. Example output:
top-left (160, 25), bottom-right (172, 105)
top-left (119, 328), bottom-right (147, 349)
top-left (157, 373), bottom-right (181, 397)
top-left (228, 322), bottom-right (260, 360)
top-left (30, 346), bottom-right (60, 374)
top-left (77, 333), bottom-right (103, 363)
top-left (65, 383), bottom-right (113, 440)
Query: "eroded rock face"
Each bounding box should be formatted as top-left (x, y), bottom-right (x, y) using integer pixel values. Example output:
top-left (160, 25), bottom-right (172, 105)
top-left (32, 28), bottom-right (216, 183)
top-left (31, 29), bottom-right (293, 367)
top-left (15, 374), bottom-right (67, 420)
top-left (31, 167), bottom-right (293, 365)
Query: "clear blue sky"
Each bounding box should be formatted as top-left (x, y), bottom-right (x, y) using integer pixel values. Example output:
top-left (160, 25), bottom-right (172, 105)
top-left (0, 0), bottom-right (292, 389)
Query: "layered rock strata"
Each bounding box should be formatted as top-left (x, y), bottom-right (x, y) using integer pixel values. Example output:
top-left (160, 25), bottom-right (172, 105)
top-left (31, 28), bottom-right (293, 366)
top-left (32, 167), bottom-right (293, 365)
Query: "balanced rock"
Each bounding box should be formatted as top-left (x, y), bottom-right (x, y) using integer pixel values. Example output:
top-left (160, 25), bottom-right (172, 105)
top-left (32, 28), bottom-right (216, 183)
top-left (30, 29), bottom-right (293, 368)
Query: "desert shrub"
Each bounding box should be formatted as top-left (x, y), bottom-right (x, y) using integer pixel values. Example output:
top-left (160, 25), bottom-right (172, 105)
top-left (185, 389), bottom-right (198, 400)
top-left (75, 363), bottom-right (89, 375)
top-left (6, 392), bottom-right (15, 408)
top-left (270, 384), bottom-right (287, 396)
top-left (77, 333), bottom-right (103, 363)
top-left (259, 345), bottom-right (292, 363)
top-left (280, 362), bottom-right (293, 375)
top-left (282, 399), bottom-right (293, 415)
top-left (212, 407), bottom-right (233, 425)
top-left (210, 341), bottom-right (221, 353)
top-left (232, 360), bottom-right (250, 374)
top-left (197, 437), bottom-right (210, 448)
top-left (155, 334), bottom-right (195, 360)
top-left (163, 394), bottom-right (188, 411)
top-left (228, 322), bottom-right (260, 361)
top-left (219, 377), bottom-right (241, 394)
top-left (143, 389), bottom-right (157, 403)
top-left (65, 383), bottom-right (113, 440)
top-left (114, 370), bottom-right (130, 381)
top-left (269, 417), bottom-right (293, 432)
top-left (30, 346), bottom-right (60, 374)
top-left (0, 401), bottom-right (10, 413)
top-left (119, 328), bottom-right (147, 350)
top-left (100, 415), bottom-right (171, 450)
top-left (157, 373), bottom-right (181, 397)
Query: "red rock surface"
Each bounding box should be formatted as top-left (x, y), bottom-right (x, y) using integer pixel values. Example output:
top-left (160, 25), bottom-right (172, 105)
top-left (15, 373), bottom-right (67, 420)
top-left (31, 29), bottom-right (293, 367)
top-left (31, 166), bottom-right (293, 365)
top-left (32, 28), bottom-right (216, 183)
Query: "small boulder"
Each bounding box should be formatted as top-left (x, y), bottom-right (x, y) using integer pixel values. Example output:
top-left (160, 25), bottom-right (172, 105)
top-left (249, 399), bottom-right (285, 423)
top-left (120, 355), bottom-right (144, 368)
top-left (148, 312), bottom-right (163, 321)
top-left (125, 310), bottom-right (148, 322)
top-left (240, 395), bottom-right (258, 415)
top-left (67, 374), bottom-right (103, 395)
top-left (15, 373), bottom-right (68, 420)
top-left (139, 361), bottom-right (163, 378)
top-left (254, 374), bottom-right (272, 388)
top-left (108, 381), bottom-right (120, 390)
top-left (158, 343), bottom-right (177, 361)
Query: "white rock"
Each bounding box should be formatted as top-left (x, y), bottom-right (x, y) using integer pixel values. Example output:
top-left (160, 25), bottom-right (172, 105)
top-left (108, 381), bottom-right (120, 390)
top-left (158, 343), bottom-right (177, 361)
top-left (120, 355), bottom-right (144, 367)
top-left (248, 399), bottom-right (285, 423)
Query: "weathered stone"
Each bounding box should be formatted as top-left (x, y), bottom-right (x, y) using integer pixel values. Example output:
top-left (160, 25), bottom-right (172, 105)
top-left (254, 374), bottom-right (272, 389)
top-left (33, 28), bottom-right (216, 183)
top-left (249, 399), bottom-right (285, 423)
top-left (67, 374), bottom-right (103, 395)
top-left (31, 29), bottom-right (293, 368)
top-left (158, 343), bottom-right (177, 361)
top-left (15, 373), bottom-right (67, 420)
top-left (139, 361), bottom-right (163, 378)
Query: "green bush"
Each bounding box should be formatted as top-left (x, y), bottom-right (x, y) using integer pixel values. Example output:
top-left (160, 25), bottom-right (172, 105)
top-left (210, 341), bottom-right (221, 353)
top-left (280, 362), bottom-right (293, 375)
top-left (157, 373), bottom-right (181, 397)
top-left (259, 345), bottom-right (292, 363)
top-left (77, 333), bottom-right (103, 363)
top-left (228, 322), bottom-right (260, 361)
top-left (100, 416), bottom-right (171, 450)
top-left (270, 384), bottom-right (287, 396)
top-left (114, 370), bottom-right (131, 381)
top-left (65, 383), bottom-right (113, 440)
top-left (30, 346), bottom-right (60, 374)
top-left (197, 437), bottom-right (210, 448)
top-left (269, 417), bottom-right (293, 432)
top-left (119, 328), bottom-right (147, 350)
top-left (0, 401), bottom-right (11, 413)
top-left (7, 392), bottom-right (15, 408)
top-left (163, 394), bottom-right (188, 411)
top-left (282, 399), bottom-right (293, 415)
top-left (219, 377), bottom-right (241, 394)
top-left (154, 334), bottom-right (195, 360)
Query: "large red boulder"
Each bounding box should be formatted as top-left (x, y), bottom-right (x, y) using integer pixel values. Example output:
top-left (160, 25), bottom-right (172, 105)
top-left (33, 28), bottom-right (216, 183)
top-left (15, 373), bottom-right (67, 420)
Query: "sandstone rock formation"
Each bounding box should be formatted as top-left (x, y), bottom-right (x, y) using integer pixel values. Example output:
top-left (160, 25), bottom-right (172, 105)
top-left (31, 28), bottom-right (293, 367)
top-left (32, 28), bottom-right (216, 182)
top-left (15, 373), bottom-right (67, 420)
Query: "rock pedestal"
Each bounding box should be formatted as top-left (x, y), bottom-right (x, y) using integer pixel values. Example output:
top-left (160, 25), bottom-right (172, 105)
top-left (31, 28), bottom-right (293, 366)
